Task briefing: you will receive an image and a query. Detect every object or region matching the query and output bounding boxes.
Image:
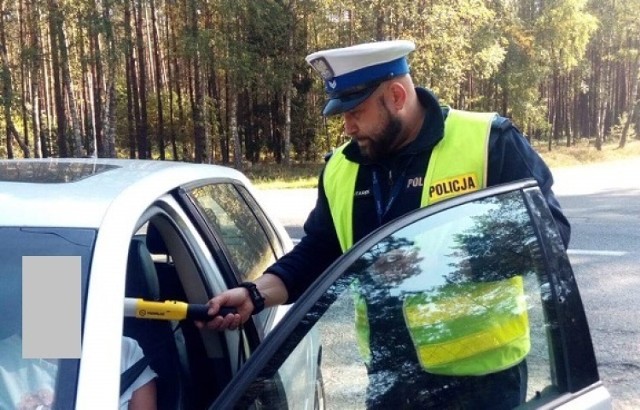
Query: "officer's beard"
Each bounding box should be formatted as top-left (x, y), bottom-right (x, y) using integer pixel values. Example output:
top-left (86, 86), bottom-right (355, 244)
top-left (358, 98), bottom-right (403, 162)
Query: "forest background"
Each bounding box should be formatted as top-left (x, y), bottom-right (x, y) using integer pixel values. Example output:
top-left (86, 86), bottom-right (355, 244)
top-left (0, 0), bottom-right (639, 181)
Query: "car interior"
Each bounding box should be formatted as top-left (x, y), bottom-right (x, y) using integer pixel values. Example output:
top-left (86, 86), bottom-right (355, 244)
top-left (123, 214), bottom-right (234, 409)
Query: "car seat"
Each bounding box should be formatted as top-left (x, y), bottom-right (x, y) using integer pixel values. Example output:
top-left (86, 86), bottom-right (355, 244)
top-left (123, 237), bottom-right (188, 410)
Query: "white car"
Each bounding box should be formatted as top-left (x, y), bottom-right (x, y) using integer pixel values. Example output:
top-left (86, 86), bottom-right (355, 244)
top-left (0, 158), bottom-right (323, 410)
top-left (0, 159), bottom-right (610, 409)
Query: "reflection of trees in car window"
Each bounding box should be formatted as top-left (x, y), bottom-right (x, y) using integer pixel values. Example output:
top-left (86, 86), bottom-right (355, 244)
top-left (446, 193), bottom-right (538, 284)
top-left (372, 247), bottom-right (423, 286)
top-left (190, 184), bottom-right (276, 282)
top-left (0, 161), bottom-right (116, 183)
top-left (341, 192), bottom-right (535, 405)
top-left (239, 189), bottom-right (564, 407)
top-left (350, 236), bottom-right (422, 285)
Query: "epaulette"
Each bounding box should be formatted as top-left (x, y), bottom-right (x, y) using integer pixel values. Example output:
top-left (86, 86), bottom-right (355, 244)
top-left (491, 115), bottom-right (513, 132)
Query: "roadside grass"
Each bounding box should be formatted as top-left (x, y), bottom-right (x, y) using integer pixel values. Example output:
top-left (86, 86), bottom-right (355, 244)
top-left (247, 139), bottom-right (640, 189)
top-left (245, 163), bottom-right (324, 189)
top-left (536, 139), bottom-right (640, 169)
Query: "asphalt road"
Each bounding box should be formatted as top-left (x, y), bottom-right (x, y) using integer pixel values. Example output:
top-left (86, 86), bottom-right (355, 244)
top-left (256, 157), bottom-right (640, 409)
top-left (552, 159), bottom-right (640, 409)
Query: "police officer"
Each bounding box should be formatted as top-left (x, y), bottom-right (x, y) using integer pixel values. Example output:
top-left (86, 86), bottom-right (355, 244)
top-left (200, 39), bottom-right (570, 408)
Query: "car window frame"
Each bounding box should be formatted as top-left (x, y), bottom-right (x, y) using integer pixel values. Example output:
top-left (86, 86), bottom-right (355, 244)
top-left (209, 179), bottom-right (601, 409)
top-left (521, 188), bottom-right (600, 391)
top-left (174, 180), bottom-right (242, 289)
top-left (173, 178), bottom-right (285, 346)
top-left (176, 179), bottom-right (286, 285)
top-left (127, 202), bottom-right (241, 406)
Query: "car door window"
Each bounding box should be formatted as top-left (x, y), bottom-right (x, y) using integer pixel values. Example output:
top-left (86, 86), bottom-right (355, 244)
top-left (212, 184), bottom-right (600, 409)
top-left (188, 183), bottom-right (280, 283)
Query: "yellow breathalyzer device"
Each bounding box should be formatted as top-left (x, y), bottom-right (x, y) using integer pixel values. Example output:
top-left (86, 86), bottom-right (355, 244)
top-left (124, 298), bottom-right (236, 321)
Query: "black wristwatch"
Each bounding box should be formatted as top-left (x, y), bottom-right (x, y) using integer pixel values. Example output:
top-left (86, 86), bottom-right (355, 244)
top-left (238, 282), bottom-right (265, 315)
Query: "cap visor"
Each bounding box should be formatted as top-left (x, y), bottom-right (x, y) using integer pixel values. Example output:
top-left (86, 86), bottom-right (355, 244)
top-left (322, 87), bottom-right (377, 116)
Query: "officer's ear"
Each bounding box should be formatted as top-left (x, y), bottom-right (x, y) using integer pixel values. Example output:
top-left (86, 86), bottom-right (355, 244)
top-left (384, 81), bottom-right (407, 112)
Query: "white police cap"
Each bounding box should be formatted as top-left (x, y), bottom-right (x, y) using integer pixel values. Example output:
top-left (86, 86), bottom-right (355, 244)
top-left (305, 40), bottom-right (416, 116)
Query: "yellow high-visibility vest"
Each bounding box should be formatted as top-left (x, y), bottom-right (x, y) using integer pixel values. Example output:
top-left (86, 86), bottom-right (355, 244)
top-left (323, 109), bottom-right (530, 376)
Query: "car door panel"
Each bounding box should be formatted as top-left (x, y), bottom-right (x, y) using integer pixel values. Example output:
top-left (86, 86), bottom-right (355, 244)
top-left (523, 188), bottom-right (600, 390)
top-left (127, 201), bottom-right (243, 408)
top-left (210, 180), bottom-right (609, 409)
top-left (176, 182), bottom-right (276, 345)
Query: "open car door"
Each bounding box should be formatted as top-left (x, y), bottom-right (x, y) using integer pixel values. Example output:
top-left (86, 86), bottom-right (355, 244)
top-left (210, 179), bottom-right (611, 410)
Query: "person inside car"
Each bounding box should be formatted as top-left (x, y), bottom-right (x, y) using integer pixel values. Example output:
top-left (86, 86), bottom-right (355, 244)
top-left (0, 261), bottom-right (159, 410)
top-left (0, 330), bottom-right (157, 410)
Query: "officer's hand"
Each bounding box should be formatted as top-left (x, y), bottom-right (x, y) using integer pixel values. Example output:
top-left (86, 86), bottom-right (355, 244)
top-left (195, 288), bottom-right (253, 331)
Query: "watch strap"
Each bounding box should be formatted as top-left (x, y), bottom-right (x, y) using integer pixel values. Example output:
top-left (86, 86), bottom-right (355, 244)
top-left (238, 282), bottom-right (265, 315)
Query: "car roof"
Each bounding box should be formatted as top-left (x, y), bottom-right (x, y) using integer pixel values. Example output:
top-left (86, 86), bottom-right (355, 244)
top-left (0, 158), bottom-right (249, 228)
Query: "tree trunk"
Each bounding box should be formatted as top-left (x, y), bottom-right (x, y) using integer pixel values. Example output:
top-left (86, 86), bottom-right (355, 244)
top-left (125, 0), bottom-right (137, 158)
top-left (30, 54), bottom-right (43, 158)
top-left (189, 0), bottom-right (206, 163)
top-left (18, 0), bottom-right (30, 154)
top-left (0, 0), bottom-right (30, 158)
top-left (283, 86), bottom-right (292, 164)
top-left (222, 73), bottom-right (230, 164)
top-left (564, 75), bottom-right (571, 147)
top-left (126, 54), bottom-right (136, 158)
top-left (282, 0), bottom-right (297, 166)
top-left (192, 59), bottom-right (206, 163)
top-left (89, 0), bottom-right (103, 156)
top-left (47, 0), bottom-right (66, 156)
top-left (167, 6), bottom-right (179, 160)
top-left (134, 0), bottom-right (149, 158)
top-left (41, 18), bottom-right (53, 157)
top-left (27, 0), bottom-right (43, 157)
top-left (55, 4), bottom-right (83, 157)
top-left (101, 0), bottom-right (117, 158)
top-left (151, 0), bottom-right (165, 159)
top-left (173, 40), bottom-right (186, 161)
top-left (78, 26), bottom-right (92, 155)
top-left (230, 86), bottom-right (242, 170)
top-left (619, 51), bottom-right (640, 149)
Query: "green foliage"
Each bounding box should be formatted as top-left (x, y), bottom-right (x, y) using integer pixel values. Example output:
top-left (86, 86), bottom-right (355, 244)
top-left (0, 0), bottom-right (638, 162)
top-left (534, 0), bottom-right (598, 72)
top-left (243, 162), bottom-right (324, 189)
top-left (323, 115), bottom-right (350, 152)
top-left (609, 113), bottom-right (637, 140)
top-left (409, 0), bottom-right (500, 103)
top-left (474, 42), bottom-right (508, 80)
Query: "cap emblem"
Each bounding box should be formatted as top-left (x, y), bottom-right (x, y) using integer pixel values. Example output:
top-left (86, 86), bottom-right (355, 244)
top-left (309, 57), bottom-right (334, 80)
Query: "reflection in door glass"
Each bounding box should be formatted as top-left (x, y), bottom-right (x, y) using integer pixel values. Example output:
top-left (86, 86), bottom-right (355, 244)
top-left (242, 191), bottom-right (563, 409)
top-left (189, 183), bottom-right (277, 282)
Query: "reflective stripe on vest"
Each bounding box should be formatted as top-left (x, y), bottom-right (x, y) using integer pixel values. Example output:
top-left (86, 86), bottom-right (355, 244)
top-left (352, 283), bottom-right (371, 362)
top-left (323, 109), bottom-right (529, 375)
top-left (323, 142), bottom-right (358, 252)
top-left (403, 276), bottom-right (530, 375)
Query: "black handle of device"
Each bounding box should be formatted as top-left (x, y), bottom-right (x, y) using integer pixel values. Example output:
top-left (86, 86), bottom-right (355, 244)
top-left (186, 304), bottom-right (238, 321)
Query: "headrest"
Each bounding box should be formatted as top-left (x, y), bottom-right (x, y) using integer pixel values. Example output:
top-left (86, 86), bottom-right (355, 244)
top-left (145, 223), bottom-right (168, 255)
top-left (125, 238), bottom-right (160, 300)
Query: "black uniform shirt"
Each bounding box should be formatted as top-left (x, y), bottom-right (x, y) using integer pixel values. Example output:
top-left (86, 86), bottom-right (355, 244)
top-left (266, 87), bottom-right (571, 303)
